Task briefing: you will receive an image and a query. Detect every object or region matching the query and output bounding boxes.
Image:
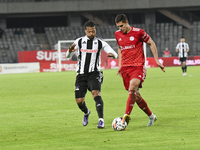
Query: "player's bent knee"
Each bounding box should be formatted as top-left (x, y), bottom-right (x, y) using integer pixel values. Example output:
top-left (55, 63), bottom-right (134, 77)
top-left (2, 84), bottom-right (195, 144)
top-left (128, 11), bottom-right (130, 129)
top-left (91, 90), bottom-right (101, 98)
top-left (129, 78), bottom-right (141, 91)
top-left (75, 98), bottom-right (84, 105)
top-left (136, 91), bottom-right (142, 101)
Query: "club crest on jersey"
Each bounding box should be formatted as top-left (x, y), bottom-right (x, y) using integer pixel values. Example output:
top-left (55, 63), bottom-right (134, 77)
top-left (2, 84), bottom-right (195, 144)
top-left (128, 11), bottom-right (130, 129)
top-left (119, 38), bottom-right (122, 41)
top-left (130, 36), bottom-right (134, 41)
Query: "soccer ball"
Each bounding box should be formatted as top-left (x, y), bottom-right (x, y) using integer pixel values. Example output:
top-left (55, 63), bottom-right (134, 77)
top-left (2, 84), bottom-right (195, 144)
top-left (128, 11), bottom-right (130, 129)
top-left (112, 117), bottom-right (127, 131)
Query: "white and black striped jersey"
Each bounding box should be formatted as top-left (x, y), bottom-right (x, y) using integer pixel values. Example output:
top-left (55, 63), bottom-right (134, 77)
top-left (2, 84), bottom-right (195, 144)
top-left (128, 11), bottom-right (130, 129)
top-left (176, 42), bottom-right (189, 58)
top-left (66, 35), bottom-right (118, 74)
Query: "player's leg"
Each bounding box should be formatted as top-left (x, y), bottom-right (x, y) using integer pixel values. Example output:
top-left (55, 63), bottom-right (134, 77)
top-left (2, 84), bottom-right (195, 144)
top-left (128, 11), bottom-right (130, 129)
top-left (180, 58), bottom-right (186, 76)
top-left (76, 97), bottom-right (88, 114)
top-left (136, 90), bottom-right (152, 116)
top-left (127, 78), bottom-right (140, 113)
top-left (125, 78), bottom-right (141, 122)
top-left (75, 75), bottom-right (90, 126)
top-left (135, 90), bottom-right (157, 127)
top-left (183, 59), bottom-right (187, 76)
top-left (88, 71), bottom-right (104, 128)
top-left (91, 90), bottom-right (104, 128)
top-left (122, 78), bottom-right (140, 125)
top-left (75, 89), bottom-right (91, 126)
top-left (120, 67), bottom-right (138, 125)
top-left (91, 90), bottom-right (103, 119)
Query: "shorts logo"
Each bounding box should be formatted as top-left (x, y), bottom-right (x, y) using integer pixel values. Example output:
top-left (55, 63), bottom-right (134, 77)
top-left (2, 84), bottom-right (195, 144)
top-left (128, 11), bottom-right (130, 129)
top-left (130, 36), bottom-right (134, 41)
top-left (96, 72), bottom-right (103, 82)
top-left (138, 75), bottom-right (142, 78)
top-left (75, 86), bottom-right (79, 91)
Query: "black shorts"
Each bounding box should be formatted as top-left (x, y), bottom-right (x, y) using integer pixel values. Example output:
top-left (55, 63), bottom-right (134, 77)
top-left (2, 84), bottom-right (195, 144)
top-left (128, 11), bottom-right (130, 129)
top-left (179, 57), bottom-right (187, 63)
top-left (75, 71), bottom-right (103, 98)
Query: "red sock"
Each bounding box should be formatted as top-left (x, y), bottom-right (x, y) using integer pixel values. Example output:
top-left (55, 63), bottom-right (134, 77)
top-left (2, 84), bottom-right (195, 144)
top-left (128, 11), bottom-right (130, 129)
top-left (136, 98), bottom-right (152, 116)
top-left (125, 90), bottom-right (136, 115)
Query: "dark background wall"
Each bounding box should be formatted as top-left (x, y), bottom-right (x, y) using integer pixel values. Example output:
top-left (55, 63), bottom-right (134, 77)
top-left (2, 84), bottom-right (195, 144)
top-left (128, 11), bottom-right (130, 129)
top-left (1, 0), bottom-right (200, 14)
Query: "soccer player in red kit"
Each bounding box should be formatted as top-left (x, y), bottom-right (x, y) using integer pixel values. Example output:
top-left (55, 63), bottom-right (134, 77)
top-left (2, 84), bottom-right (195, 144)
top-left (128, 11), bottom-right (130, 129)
top-left (115, 14), bottom-right (165, 127)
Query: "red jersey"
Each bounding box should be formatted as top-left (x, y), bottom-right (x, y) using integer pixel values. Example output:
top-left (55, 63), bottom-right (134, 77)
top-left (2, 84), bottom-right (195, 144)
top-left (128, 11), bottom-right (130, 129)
top-left (164, 50), bottom-right (170, 55)
top-left (115, 26), bottom-right (150, 66)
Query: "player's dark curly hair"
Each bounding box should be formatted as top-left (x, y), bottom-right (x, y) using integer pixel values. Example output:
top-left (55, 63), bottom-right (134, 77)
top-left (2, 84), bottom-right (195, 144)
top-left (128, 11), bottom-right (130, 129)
top-left (84, 20), bottom-right (96, 29)
top-left (115, 14), bottom-right (128, 23)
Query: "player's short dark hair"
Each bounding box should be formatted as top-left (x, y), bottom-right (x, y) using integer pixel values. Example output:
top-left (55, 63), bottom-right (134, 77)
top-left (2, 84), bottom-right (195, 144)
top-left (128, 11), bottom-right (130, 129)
top-left (115, 14), bottom-right (128, 23)
top-left (181, 37), bottom-right (185, 39)
top-left (84, 20), bottom-right (96, 30)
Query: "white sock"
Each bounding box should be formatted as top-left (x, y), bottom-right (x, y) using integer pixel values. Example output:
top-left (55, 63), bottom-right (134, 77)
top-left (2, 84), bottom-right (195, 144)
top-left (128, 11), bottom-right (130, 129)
top-left (149, 113), bottom-right (155, 118)
top-left (99, 118), bottom-right (104, 121)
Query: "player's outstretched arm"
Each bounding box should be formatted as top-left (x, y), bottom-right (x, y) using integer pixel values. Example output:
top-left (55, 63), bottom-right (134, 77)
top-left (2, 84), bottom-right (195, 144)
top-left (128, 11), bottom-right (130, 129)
top-left (66, 43), bottom-right (78, 58)
top-left (103, 43), bottom-right (118, 59)
top-left (146, 38), bottom-right (165, 72)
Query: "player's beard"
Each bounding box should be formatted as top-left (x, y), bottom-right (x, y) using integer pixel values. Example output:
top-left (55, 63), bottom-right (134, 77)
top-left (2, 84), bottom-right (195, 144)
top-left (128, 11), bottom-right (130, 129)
top-left (121, 26), bottom-right (131, 34)
top-left (88, 35), bottom-right (94, 39)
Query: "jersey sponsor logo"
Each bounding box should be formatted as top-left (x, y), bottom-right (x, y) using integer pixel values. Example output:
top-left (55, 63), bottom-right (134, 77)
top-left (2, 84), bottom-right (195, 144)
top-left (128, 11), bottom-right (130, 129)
top-left (120, 45), bottom-right (135, 50)
top-left (130, 36), bottom-right (134, 41)
top-left (81, 49), bottom-right (98, 53)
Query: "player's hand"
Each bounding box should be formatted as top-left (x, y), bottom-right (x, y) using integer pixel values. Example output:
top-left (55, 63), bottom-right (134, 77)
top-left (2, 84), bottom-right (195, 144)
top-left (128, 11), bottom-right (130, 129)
top-left (68, 44), bottom-right (78, 53)
top-left (156, 61), bottom-right (165, 72)
top-left (107, 53), bottom-right (115, 59)
top-left (117, 67), bottom-right (122, 77)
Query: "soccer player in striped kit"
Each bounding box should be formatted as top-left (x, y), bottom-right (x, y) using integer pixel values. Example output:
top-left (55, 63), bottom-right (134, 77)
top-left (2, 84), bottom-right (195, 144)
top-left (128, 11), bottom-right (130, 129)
top-left (115, 14), bottom-right (165, 127)
top-left (66, 20), bottom-right (118, 128)
top-left (176, 37), bottom-right (189, 76)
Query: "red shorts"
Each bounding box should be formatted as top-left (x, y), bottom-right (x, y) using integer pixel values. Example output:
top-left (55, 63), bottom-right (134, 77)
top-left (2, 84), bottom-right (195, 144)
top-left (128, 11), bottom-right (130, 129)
top-left (121, 66), bottom-right (146, 90)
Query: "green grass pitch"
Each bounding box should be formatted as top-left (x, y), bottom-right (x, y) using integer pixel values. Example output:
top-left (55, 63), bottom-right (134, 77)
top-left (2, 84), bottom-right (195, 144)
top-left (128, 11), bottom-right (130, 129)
top-left (0, 66), bottom-right (200, 150)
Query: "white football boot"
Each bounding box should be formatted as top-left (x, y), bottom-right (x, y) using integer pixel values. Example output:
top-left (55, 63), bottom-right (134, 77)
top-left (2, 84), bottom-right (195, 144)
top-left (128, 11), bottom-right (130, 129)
top-left (147, 113), bottom-right (157, 127)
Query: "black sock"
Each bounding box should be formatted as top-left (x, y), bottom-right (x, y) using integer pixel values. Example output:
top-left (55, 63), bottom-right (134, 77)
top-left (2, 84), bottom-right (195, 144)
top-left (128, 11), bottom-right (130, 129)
top-left (182, 66), bottom-right (184, 73)
top-left (77, 101), bottom-right (88, 114)
top-left (185, 65), bottom-right (187, 72)
top-left (94, 96), bottom-right (104, 118)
